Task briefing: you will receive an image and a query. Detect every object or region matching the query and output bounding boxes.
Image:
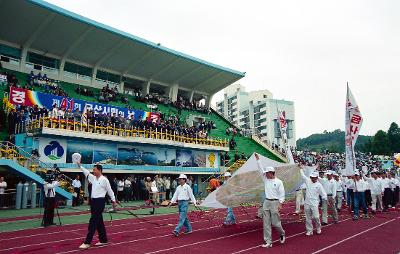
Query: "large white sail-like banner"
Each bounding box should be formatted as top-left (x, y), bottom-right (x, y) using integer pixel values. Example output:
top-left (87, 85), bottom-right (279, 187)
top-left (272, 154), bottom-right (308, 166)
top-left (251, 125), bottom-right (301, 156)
top-left (200, 153), bottom-right (302, 208)
top-left (344, 85), bottom-right (363, 176)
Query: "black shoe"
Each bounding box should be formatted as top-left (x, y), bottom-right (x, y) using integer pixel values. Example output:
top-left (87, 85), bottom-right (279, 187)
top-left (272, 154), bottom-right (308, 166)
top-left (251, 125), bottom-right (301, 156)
top-left (172, 231), bottom-right (179, 237)
top-left (321, 222), bottom-right (328, 226)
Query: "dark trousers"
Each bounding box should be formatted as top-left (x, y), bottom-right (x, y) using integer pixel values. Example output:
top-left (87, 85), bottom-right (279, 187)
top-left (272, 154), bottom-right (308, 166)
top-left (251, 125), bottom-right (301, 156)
top-left (166, 189), bottom-right (170, 200)
top-left (346, 189), bottom-right (354, 210)
top-left (383, 188), bottom-right (392, 209)
top-left (73, 188), bottom-right (80, 206)
top-left (353, 192), bottom-right (368, 216)
top-left (124, 188), bottom-right (131, 202)
top-left (365, 190), bottom-right (372, 207)
top-left (394, 187), bottom-right (400, 207)
top-left (85, 198), bottom-right (107, 244)
top-left (43, 197), bottom-right (55, 226)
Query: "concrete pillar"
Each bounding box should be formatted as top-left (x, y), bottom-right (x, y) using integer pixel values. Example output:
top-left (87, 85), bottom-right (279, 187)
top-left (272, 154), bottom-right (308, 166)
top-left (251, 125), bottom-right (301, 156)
top-left (223, 93), bottom-right (228, 118)
top-left (19, 48), bottom-right (28, 71)
top-left (91, 67), bottom-right (98, 86)
top-left (205, 93), bottom-right (214, 109)
top-left (119, 81), bottom-right (125, 93)
top-left (59, 59), bottom-right (66, 79)
top-left (189, 90), bottom-right (195, 102)
top-left (168, 84), bottom-right (179, 102)
top-left (142, 80), bottom-right (151, 95)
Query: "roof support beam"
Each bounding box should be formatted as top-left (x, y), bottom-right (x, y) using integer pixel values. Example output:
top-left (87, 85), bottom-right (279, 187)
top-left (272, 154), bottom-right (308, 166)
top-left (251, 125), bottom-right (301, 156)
top-left (122, 48), bottom-right (157, 75)
top-left (149, 57), bottom-right (180, 79)
top-left (94, 39), bottom-right (126, 68)
top-left (172, 65), bottom-right (203, 83)
top-left (23, 13), bottom-right (56, 48)
top-left (61, 27), bottom-right (94, 59)
top-left (192, 71), bottom-right (224, 91)
top-left (209, 76), bottom-right (240, 94)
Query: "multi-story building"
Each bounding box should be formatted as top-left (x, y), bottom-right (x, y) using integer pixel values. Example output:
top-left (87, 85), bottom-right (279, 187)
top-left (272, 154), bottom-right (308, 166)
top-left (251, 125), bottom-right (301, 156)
top-left (216, 84), bottom-right (296, 148)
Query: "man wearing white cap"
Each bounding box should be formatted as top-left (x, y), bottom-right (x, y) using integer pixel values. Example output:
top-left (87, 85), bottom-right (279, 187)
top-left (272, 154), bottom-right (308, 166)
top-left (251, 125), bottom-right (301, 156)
top-left (223, 172), bottom-right (236, 226)
top-left (300, 169), bottom-right (327, 235)
top-left (364, 169), bottom-right (383, 213)
top-left (169, 174), bottom-right (197, 237)
top-left (319, 170), bottom-right (338, 224)
top-left (255, 153), bottom-right (285, 248)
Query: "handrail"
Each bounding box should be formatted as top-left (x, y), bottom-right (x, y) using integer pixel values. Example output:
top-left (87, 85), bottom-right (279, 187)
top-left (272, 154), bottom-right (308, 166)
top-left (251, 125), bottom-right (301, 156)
top-left (0, 141), bottom-right (73, 192)
top-left (22, 116), bottom-right (229, 148)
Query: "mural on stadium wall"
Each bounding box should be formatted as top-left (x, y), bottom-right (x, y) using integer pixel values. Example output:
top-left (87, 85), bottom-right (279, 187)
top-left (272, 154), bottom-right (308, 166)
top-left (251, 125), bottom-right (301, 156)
top-left (93, 143), bottom-right (118, 165)
top-left (35, 137), bottom-right (218, 168)
top-left (117, 145), bottom-right (175, 166)
top-left (66, 140), bottom-right (93, 164)
top-left (8, 87), bottom-right (160, 122)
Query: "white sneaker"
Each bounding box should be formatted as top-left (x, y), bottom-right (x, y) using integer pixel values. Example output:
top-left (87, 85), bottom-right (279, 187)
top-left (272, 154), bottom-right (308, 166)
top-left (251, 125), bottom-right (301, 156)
top-left (79, 243), bottom-right (90, 249)
top-left (95, 242), bottom-right (108, 246)
top-left (306, 231), bottom-right (313, 236)
top-left (261, 243), bottom-right (272, 248)
top-left (316, 229), bottom-right (322, 235)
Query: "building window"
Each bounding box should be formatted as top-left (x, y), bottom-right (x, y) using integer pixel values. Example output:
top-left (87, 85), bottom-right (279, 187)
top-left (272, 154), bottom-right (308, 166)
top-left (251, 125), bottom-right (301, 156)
top-left (96, 70), bottom-right (121, 83)
top-left (64, 62), bottom-right (93, 77)
top-left (0, 44), bottom-right (21, 59)
top-left (27, 52), bottom-right (60, 69)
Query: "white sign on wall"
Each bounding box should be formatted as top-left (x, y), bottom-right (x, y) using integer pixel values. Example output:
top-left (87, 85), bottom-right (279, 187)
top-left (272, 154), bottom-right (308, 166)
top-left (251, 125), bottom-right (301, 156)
top-left (38, 138), bottom-right (67, 164)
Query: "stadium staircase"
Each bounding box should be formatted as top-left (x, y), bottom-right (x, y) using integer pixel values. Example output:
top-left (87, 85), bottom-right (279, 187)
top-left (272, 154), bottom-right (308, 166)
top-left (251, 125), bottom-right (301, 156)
top-left (0, 67), bottom-right (284, 165)
top-left (0, 142), bottom-right (73, 203)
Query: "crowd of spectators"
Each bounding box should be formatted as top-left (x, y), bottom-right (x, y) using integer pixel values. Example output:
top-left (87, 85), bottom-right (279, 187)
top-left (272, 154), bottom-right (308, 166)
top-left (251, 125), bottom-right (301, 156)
top-left (293, 149), bottom-right (396, 173)
top-left (99, 84), bottom-right (119, 103)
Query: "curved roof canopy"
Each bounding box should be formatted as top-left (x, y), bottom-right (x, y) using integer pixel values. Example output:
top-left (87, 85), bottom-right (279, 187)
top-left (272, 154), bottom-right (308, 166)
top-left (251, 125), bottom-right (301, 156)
top-left (0, 0), bottom-right (245, 94)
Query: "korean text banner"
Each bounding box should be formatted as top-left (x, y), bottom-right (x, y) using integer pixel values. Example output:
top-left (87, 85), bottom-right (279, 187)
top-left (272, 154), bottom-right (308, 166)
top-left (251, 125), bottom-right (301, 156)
top-left (8, 87), bottom-right (159, 122)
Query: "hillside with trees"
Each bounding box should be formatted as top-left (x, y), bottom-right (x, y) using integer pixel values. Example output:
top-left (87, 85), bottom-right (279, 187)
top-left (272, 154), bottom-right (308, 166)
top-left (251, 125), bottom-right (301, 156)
top-left (297, 122), bottom-right (400, 155)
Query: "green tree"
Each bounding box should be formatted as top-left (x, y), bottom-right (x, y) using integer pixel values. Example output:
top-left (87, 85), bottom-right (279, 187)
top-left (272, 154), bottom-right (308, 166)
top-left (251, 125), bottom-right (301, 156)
top-left (387, 122), bottom-right (400, 153)
top-left (371, 130), bottom-right (391, 155)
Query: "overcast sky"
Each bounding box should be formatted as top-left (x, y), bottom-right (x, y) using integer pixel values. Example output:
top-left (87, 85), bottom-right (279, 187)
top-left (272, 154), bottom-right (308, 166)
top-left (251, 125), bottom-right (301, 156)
top-left (47, 0), bottom-right (399, 139)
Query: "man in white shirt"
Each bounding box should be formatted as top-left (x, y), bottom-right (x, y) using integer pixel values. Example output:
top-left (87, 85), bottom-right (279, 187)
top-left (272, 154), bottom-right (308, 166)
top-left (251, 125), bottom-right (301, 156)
top-left (0, 177), bottom-right (7, 208)
top-left (319, 171), bottom-right (338, 224)
top-left (364, 170), bottom-right (383, 213)
top-left (353, 172), bottom-right (369, 220)
top-left (117, 179), bottom-right (124, 202)
top-left (124, 177), bottom-right (132, 202)
top-left (165, 177), bottom-right (171, 200)
top-left (255, 153), bottom-right (285, 248)
top-left (169, 174), bottom-right (197, 237)
top-left (388, 173), bottom-right (398, 208)
top-left (300, 169), bottom-right (327, 236)
top-left (345, 176), bottom-right (355, 211)
top-left (76, 157), bottom-right (116, 249)
top-left (333, 173), bottom-right (345, 211)
top-left (392, 173), bottom-right (400, 207)
top-left (72, 175), bottom-right (82, 207)
top-left (43, 178), bottom-right (58, 227)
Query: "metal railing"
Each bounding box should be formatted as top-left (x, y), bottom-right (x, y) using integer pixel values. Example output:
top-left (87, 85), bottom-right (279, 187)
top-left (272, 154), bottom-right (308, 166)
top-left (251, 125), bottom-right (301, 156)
top-left (0, 141), bottom-right (73, 192)
top-left (21, 116), bottom-right (228, 148)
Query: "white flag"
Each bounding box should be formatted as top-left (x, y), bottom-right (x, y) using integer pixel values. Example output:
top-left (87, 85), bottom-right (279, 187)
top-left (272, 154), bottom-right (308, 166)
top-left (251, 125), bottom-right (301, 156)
top-left (344, 85), bottom-right (363, 176)
top-left (278, 110), bottom-right (294, 164)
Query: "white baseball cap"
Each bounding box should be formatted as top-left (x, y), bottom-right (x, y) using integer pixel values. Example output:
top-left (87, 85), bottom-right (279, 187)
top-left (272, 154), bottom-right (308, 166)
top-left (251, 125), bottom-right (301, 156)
top-left (224, 172), bottom-right (231, 177)
top-left (310, 171), bottom-right (319, 178)
top-left (263, 166), bottom-right (275, 173)
top-left (326, 170), bottom-right (333, 175)
top-left (178, 174), bottom-right (187, 179)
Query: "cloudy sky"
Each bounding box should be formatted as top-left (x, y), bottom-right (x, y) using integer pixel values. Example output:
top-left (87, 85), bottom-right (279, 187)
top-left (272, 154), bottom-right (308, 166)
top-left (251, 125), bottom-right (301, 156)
top-left (47, 0), bottom-right (399, 139)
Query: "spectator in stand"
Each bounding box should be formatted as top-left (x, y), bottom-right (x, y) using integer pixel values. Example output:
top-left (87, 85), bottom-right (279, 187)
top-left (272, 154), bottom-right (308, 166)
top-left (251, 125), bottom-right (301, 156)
top-left (240, 152), bottom-right (247, 160)
top-left (234, 151), bottom-right (240, 162)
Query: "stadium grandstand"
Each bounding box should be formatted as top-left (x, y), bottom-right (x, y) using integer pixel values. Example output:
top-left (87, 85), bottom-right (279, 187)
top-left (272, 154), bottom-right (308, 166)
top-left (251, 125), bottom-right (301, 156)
top-left (0, 0), bottom-right (284, 209)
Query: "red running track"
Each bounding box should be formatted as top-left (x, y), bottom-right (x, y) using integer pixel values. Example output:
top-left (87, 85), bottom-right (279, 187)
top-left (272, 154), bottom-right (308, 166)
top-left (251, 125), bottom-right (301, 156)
top-left (0, 203), bottom-right (399, 254)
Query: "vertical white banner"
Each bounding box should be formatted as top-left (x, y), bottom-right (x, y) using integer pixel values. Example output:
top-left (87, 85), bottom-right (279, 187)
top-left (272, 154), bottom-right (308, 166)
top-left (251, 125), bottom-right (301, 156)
top-left (344, 85), bottom-right (363, 176)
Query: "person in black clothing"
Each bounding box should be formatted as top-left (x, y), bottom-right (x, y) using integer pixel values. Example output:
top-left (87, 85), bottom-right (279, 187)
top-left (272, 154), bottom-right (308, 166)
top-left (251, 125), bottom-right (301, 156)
top-left (234, 151), bottom-right (240, 162)
top-left (240, 152), bottom-right (247, 160)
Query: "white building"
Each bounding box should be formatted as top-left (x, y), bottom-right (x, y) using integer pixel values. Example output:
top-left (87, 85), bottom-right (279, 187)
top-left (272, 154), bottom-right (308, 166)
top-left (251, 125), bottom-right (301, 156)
top-left (216, 84), bottom-right (296, 148)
